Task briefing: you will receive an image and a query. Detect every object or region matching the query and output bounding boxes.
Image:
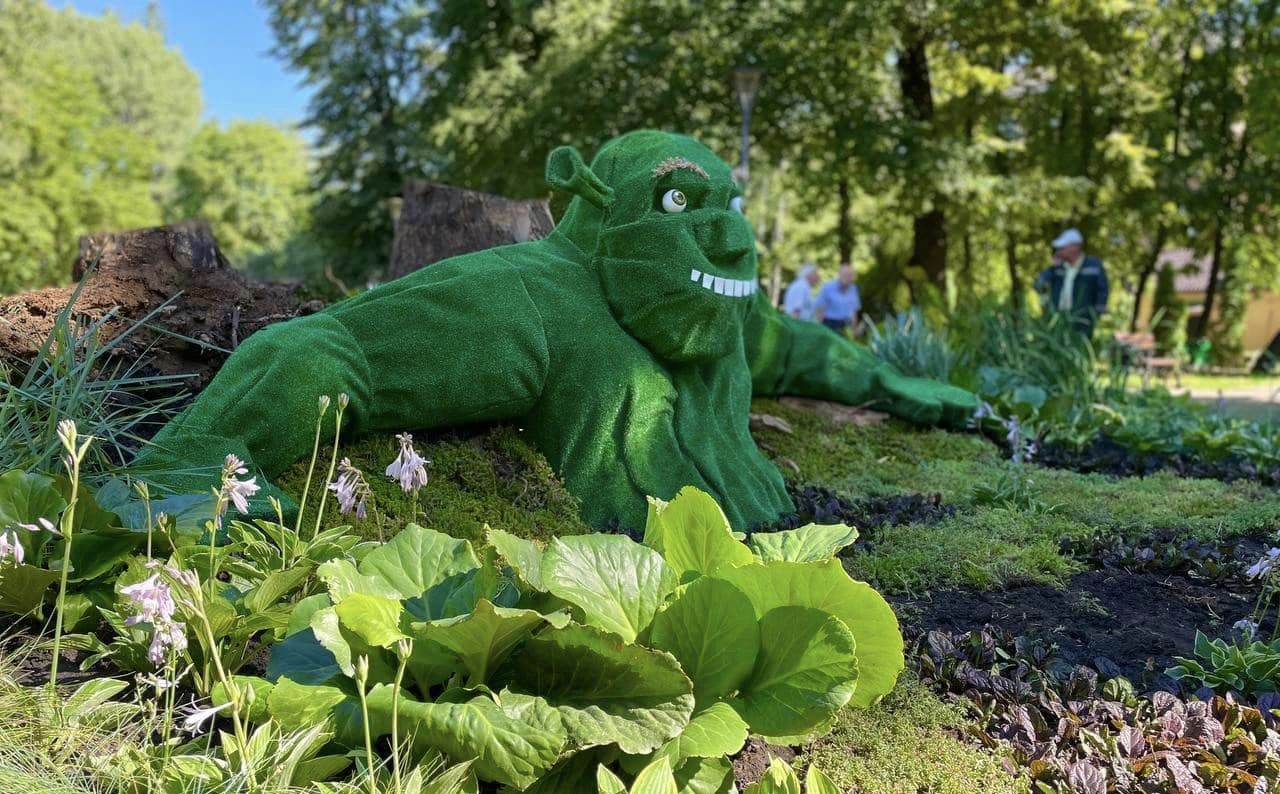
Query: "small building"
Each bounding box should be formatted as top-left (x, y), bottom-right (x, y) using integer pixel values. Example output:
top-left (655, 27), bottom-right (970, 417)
top-left (1135, 248), bottom-right (1280, 362)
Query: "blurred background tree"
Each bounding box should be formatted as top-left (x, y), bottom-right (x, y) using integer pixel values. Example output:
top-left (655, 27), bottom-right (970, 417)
top-left (4, 0), bottom-right (1279, 366)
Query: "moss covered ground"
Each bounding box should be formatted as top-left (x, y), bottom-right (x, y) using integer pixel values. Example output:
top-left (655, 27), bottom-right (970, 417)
top-left (271, 398), bottom-right (1280, 792)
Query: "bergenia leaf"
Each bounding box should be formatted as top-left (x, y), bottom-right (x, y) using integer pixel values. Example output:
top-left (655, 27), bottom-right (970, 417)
top-left (747, 524), bottom-right (858, 563)
top-left (804, 764), bottom-right (841, 794)
top-left (733, 606), bottom-right (857, 738)
top-left (488, 527), bottom-right (547, 592)
top-left (364, 688), bottom-right (566, 789)
top-left (675, 756), bottom-right (735, 794)
top-left (408, 598), bottom-right (551, 684)
top-left (317, 558), bottom-right (401, 603)
top-left (643, 486), bottom-right (754, 579)
top-left (333, 592), bottom-right (408, 648)
top-left (357, 523), bottom-right (480, 599)
top-left (655, 702), bottom-right (749, 763)
top-left (502, 623), bottom-right (694, 755)
top-left (649, 576), bottom-right (759, 702)
top-left (541, 534), bottom-right (677, 642)
top-left (713, 559), bottom-right (902, 708)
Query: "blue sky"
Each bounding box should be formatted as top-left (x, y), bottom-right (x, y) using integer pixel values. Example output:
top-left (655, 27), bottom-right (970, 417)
top-left (60, 0), bottom-right (311, 126)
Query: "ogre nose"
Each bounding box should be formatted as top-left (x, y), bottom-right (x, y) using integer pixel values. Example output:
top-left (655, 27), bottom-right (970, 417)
top-left (693, 212), bottom-right (755, 262)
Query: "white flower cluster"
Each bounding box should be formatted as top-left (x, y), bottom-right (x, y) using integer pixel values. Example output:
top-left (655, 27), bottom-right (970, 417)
top-left (120, 564), bottom-right (198, 666)
top-left (386, 433), bottom-right (429, 495)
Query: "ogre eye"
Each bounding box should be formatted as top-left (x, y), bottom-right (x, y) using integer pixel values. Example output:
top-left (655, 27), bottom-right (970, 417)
top-left (661, 189), bottom-right (687, 213)
top-left (730, 196), bottom-right (744, 214)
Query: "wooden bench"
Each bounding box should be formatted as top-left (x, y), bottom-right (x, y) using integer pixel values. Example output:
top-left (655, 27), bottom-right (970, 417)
top-left (1114, 331), bottom-right (1182, 388)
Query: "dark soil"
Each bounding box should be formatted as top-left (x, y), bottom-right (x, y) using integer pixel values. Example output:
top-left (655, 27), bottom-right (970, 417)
top-left (761, 482), bottom-right (957, 534)
top-left (896, 567), bottom-right (1258, 690)
top-left (1036, 434), bottom-right (1280, 487)
top-left (732, 738), bottom-right (795, 788)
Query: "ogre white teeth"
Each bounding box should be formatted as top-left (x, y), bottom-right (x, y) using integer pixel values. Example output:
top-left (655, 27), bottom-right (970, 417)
top-left (713, 277), bottom-right (728, 295)
top-left (702, 273), bottom-right (715, 289)
top-left (690, 269), bottom-right (702, 282)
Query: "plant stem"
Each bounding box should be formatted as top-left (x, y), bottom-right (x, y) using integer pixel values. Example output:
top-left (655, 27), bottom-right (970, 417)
top-left (357, 663), bottom-right (376, 794)
top-left (49, 454), bottom-right (79, 694)
top-left (312, 401), bottom-right (346, 541)
top-left (294, 400), bottom-right (330, 539)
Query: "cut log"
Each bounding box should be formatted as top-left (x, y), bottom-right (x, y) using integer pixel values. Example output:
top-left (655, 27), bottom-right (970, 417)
top-left (0, 221), bottom-right (320, 388)
top-left (388, 182), bottom-right (555, 278)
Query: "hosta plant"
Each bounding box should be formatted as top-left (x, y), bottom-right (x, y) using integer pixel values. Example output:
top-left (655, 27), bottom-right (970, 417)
top-left (598, 756), bottom-right (839, 794)
top-left (238, 486), bottom-right (901, 790)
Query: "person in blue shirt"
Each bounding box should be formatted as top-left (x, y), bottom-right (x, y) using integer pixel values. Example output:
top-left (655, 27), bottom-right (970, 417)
top-left (1033, 228), bottom-right (1109, 337)
top-left (782, 263), bottom-right (820, 319)
top-left (816, 263), bottom-right (862, 336)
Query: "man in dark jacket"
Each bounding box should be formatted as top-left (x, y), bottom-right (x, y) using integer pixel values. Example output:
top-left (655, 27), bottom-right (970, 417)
top-left (1034, 227), bottom-right (1109, 337)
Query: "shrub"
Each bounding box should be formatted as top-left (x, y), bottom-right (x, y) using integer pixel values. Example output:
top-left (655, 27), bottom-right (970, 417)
top-left (1151, 265), bottom-right (1187, 357)
top-left (865, 308), bottom-right (956, 381)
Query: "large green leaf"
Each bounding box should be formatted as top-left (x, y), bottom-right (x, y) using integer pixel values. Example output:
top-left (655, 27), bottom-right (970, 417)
top-left (487, 527), bottom-right (546, 592)
top-left (503, 623), bottom-right (694, 755)
top-left (266, 677), bottom-right (364, 747)
top-left (357, 523), bottom-right (480, 599)
top-left (541, 534), bottom-right (676, 642)
top-left (405, 562), bottom-right (517, 621)
top-left (675, 757), bottom-right (735, 794)
top-left (309, 605), bottom-right (395, 681)
top-left (364, 688), bottom-right (566, 789)
top-left (743, 758), bottom-right (801, 794)
top-left (648, 577), bottom-right (759, 702)
top-left (408, 598), bottom-right (550, 684)
top-left (0, 470), bottom-right (66, 527)
top-left (712, 559), bottom-right (902, 708)
top-left (317, 558), bottom-right (402, 603)
top-left (747, 524), bottom-right (858, 563)
top-left (0, 562), bottom-right (59, 613)
top-left (733, 606), bottom-right (857, 738)
top-left (643, 487), bottom-right (753, 579)
top-left (804, 765), bottom-right (841, 794)
top-left (62, 527), bottom-right (143, 582)
top-left (265, 627), bottom-right (342, 685)
top-left (334, 592), bottom-right (408, 648)
top-left (655, 702), bottom-right (748, 764)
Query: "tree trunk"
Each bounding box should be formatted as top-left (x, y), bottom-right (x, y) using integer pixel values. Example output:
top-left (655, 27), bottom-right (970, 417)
top-left (1006, 232), bottom-right (1022, 310)
top-left (1129, 226), bottom-right (1168, 331)
top-left (0, 221), bottom-right (314, 388)
top-left (836, 177), bottom-right (852, 264)
top-left (897, 31), bottom-right (947, 288)
top-left (1196, 221), bottom-right (1226, 339)
top-left (388, 182), bottom-right (555, 279)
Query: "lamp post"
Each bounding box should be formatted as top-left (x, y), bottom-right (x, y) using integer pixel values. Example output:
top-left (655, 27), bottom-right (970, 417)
top-left (733, 65), bottom-right (762, 186)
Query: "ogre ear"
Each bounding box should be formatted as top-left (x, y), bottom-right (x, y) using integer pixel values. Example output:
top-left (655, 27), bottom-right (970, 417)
top-left (546, 146), bottom-right (614, 209)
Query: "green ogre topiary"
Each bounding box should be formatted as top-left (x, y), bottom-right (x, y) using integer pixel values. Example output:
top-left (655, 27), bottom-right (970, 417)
top-left (135, 131), bottom-right (976, 529)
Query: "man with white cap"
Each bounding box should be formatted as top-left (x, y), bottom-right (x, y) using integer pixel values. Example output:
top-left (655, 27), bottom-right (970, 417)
top-left (783, 262), bottom-right (821, 320)
top-left (1034, 227), bottom-right (1109, 337)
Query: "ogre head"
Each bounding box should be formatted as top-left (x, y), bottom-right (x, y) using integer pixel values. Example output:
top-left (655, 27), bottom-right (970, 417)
top-left (547, 131), bottom-right (757, 363)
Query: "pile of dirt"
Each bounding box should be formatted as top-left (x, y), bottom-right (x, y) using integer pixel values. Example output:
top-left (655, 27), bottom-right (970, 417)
top-left (0, 221), bottom-right (319, 389)
top-left (762, 482), bottom-right (956, 534)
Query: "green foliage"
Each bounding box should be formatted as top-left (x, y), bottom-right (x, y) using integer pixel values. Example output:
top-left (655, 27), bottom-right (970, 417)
top-left (0, 284), bottom-right (186, 480)
top-left (865, 309), bottom-right (956, 381)
top-left (256, 488), bottom-right (898, 788)
top-left (169, 121), bottom-right (312, 265)
top-left (0, 0), bottom-right (200, 292)
top-left (1151, 265), bottom-right (1187, 357)
top-left (1168, 630), bottom-right (1280, 699)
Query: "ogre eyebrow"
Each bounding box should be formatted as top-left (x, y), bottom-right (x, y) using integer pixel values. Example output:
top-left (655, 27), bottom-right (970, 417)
top-left (652, 157), bottom-right (708, 180)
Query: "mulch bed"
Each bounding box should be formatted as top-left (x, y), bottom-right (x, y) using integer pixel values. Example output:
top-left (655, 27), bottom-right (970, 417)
top-left (895, 567), bottom-right (1258, 691)
top-left (1035, 435), bottom-right (1280, 487)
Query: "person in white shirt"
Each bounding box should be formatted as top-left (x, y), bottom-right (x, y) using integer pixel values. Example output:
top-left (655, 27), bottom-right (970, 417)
top-left (782, 263), bottom-right (821, 320)
top-left (1034, 228), bottom-right (1110, 337)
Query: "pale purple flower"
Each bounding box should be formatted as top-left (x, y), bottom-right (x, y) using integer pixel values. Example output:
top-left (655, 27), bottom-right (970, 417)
top-left (1234, 618), bottom-right (1260, 642)
top-left (0, 530), bottom-right (25, 565)
top-left (329, 457), bottom-right (371, 518)
top-left (215, 453), bottom-right (260, 525)
top-left (18, 517), bottom-right (57, 535)
top-left (1247, 548), bottom-right (1280, 580)
top-left (386, 433), bottom-right (429, 495)
top-left (179, 700), bottom-right (230, 734)
top-left (120, 574), bottom-right (177, 626)
top-left (148, 621), bottom-right (188, 664)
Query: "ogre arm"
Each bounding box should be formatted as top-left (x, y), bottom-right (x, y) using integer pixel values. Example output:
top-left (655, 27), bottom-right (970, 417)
top-left (743, 292), bottom-right (976, 427)
top-left (134, 254), bottom-right (551, 504)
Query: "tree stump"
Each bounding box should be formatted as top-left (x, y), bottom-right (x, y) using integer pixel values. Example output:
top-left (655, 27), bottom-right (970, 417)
top-left (0, 221), bottom-right (319, 388)
top-left (388, 182), bottom-right (555, 278)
